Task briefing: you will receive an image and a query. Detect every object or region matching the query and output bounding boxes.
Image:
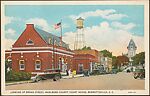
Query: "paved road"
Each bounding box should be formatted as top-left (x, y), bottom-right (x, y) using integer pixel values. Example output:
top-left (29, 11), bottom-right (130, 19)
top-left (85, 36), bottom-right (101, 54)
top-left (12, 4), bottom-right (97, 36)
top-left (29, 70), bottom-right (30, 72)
top-left (6, 72), bottom-right (144, 90)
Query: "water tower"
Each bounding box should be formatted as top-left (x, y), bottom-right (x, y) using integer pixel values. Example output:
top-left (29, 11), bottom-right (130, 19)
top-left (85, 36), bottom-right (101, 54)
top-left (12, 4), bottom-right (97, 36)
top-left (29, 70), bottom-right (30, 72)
top-left (74, 17), bottom-right (85, 50)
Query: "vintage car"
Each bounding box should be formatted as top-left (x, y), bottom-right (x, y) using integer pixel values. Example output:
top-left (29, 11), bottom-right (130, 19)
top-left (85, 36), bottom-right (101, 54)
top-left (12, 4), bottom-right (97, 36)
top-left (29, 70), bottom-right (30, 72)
top-left (133, 68), bottom-right (145, 79)
top-left (110, 68), bottom-right (118, 74)
top-left (31, 69), bottom-right (61, 82)
top-left (83, 69), bottom-right (90, 76)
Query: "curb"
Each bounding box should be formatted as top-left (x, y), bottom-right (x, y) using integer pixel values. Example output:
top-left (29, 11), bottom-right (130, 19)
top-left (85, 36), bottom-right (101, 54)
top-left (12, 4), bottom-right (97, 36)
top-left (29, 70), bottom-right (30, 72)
top-left (6, 75), bottom-right (84, 85)
top-left (6, 81), bottom-right (32, 86)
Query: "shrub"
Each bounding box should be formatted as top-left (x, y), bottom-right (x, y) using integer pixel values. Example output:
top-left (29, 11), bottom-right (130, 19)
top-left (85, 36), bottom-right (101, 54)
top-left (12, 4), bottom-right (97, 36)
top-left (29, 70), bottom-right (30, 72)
top-left (13, 72), bottom-right (20, 81)
top-left (6, 71), bottom-right (31, 81)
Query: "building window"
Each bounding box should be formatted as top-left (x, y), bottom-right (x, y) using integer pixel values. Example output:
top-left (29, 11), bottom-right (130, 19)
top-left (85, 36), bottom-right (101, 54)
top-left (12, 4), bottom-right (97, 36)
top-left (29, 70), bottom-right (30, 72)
top-left (35, 60), bottom-right (41, 70)
top-left (26, 39), bottom-right (34, 45)
top-left (19, 60), bottom-right (25, 70)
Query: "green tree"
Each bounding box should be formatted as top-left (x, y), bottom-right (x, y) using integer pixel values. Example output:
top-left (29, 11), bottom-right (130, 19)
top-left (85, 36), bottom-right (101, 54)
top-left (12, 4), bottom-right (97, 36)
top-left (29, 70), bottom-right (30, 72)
top-left (5, 60), bottom-right (12, 81)
top-left (100, 49), bottom-right (112, 58)
top-left (5, 60), bottom-right (12, 74)
top-left (99, 50), bottom-right (118, 68)
top-left (112, 56), bottom-right (117, 68)
top-left (132, 52), bottom-right (145, 66)
top-left (81, 46), bottom-right (91, 50)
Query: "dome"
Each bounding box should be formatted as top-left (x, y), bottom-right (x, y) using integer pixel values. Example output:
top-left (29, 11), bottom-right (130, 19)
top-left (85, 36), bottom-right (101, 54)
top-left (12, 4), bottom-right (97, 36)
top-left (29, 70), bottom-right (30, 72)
top-left (127, 39), bottom-right (137, 49)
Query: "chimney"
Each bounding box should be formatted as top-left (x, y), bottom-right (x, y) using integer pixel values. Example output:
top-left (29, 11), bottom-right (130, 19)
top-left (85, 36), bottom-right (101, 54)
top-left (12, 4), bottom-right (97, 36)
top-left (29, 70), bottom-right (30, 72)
top-left (26, 24), bottom-right (34, 29)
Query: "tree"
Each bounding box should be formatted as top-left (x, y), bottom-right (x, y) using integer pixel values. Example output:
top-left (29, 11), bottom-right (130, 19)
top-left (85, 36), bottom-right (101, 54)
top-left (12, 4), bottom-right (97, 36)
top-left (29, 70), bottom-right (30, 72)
top-left (5, 60), bottom-right (12, 80)
top-left (132, 52), bottom-right (145, 66)
top-left (100, 49), bottom-right (112, 58)
top-left (5, 60), bottom-right (12, 74)
top-left (112, 56), bottom-right (117, 68)
top-left (81, 46), bottom-right (91, 50)
top-left (116, 55), bottom-right (129, 68)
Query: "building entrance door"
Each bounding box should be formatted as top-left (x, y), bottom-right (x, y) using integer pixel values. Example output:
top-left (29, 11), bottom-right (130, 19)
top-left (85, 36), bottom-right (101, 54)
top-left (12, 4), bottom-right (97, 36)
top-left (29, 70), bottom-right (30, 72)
top-left (61, 58), bottom-right (67, 72)
top-left (78, 64), bottom-right (83, 73)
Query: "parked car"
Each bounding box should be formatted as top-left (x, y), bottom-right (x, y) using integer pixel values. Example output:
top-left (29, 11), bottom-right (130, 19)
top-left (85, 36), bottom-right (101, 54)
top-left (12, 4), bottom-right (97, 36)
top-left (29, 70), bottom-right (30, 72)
top-left (127, 69), bottom-right (131, 73)
top-left (83, 69), bottom-right (90, 77)
top-left (110, 69), bottom-right (118, 74)
top-left (133, 68), bottom-right (145, 79)
top-left (31, 69), bottom-right (61, 82)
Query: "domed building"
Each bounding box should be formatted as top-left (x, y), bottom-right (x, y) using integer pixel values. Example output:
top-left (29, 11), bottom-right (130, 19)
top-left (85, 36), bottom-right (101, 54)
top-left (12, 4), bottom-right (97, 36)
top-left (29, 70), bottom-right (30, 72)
top-left (127, 39), bottom-right (137, 65)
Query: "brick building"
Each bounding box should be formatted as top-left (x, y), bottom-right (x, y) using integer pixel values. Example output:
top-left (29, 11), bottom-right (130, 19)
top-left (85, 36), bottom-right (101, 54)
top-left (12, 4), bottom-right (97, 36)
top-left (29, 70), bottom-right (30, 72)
top-left (72, 50), bottom-right (99, 73)
top-left (73, 50), bottom-right (99, 59)
top-left (5, 24), bottom-right (74, 74)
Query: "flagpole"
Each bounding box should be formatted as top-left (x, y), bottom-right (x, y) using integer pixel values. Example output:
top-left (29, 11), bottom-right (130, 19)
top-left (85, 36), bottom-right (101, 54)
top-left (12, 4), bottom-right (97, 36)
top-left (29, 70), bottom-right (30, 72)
top-left (60, 19), bottom-right (62, 45)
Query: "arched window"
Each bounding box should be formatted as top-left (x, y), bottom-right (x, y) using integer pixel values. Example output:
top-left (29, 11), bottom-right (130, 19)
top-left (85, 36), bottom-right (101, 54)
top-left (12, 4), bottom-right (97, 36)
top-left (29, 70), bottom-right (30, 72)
top-left (26, 39), bottom-right (34, 45)
top-left (19, 60), bottom-right (25, 70)
top-left (35, 60), bottom-right (41, 70)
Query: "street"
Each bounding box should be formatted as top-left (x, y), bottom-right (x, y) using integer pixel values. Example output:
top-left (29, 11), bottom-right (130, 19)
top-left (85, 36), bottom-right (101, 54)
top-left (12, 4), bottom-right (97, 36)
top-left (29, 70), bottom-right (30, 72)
top-left (6, 72), bottom-right (145, 90)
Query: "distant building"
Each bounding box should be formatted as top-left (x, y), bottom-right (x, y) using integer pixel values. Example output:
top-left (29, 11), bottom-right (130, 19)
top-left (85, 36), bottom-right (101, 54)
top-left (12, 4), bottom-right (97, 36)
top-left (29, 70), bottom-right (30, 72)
top-left (73, 50), bottom-right (99, 73)
top-left (127, 39), bottom-right (137, 58)
top-left (127, 39), bottom-right (137, 65)
top-left (73, 54), bottom-right (97, 73)
top-left (73, 49), bottom-right (99, 59)
top-left (99, 53), bottom-right (112, 72)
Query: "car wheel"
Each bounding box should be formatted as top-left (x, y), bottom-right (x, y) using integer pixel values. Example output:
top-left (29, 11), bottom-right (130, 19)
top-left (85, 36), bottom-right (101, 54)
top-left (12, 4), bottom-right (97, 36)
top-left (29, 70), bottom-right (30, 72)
top-left (53, 74), bottom-right (60, 81)
top-left (134, 76), bottom-right (138, 79)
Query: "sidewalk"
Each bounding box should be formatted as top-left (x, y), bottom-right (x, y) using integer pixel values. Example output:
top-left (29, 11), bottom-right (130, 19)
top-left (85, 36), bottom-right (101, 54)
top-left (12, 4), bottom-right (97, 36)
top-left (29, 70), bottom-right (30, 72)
top-left (6, 80), bottom-right (32, 86)
top-left (6, 74), bottom-right (84, 86)
top-left (62, 74), bottom-right (84, 79)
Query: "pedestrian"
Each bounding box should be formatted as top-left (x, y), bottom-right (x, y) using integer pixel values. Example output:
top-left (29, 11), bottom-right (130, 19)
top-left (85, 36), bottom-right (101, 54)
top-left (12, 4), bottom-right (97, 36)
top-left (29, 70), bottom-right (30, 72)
top-left (66, 70), bottom-right (69, 76)
top-left (68, 69), bottom-right (71, 77)
top-left (133, 66), bottom-right (136, 72)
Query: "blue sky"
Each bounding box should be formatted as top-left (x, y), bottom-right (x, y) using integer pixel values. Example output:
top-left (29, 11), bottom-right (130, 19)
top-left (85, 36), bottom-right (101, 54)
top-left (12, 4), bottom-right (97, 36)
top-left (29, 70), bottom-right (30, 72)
top-left (5, 5), bottom-right (144, 55)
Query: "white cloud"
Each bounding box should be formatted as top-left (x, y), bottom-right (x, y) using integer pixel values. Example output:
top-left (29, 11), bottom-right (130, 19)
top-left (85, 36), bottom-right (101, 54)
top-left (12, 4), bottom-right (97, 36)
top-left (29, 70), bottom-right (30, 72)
top-left (6, 28), bottom-right (16, 36)
top-left (111, 22), bottom-right (136, 31)
top-left (5, 16), bottom-right (22, 25)
top-left (26, 18), bottom-right (70, 33)
top-left (5, 16), bottom-right (15, 25)
top-left (26, 18), bottom-right (52, 32)
top-left (103, 14), bottom-right (128, 21)
top-left (69, 9), bottom-right (128, 21)
top-left (63, 21), bottom-right (144, 56)
top-left (62, 23), bottom-right (70, 29)
top-left (5, 38), bottom-right (15, 50)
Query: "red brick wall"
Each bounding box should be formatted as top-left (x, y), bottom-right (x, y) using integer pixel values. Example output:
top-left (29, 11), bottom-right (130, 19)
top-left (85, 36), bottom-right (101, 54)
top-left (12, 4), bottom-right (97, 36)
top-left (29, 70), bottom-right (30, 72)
top-left (13, 24), bottom-right (47, 47)
top-left (73, 50), bottom-right (99, 59)
top-left (12, 52), bottom-right (52, 72)
top-left (11, 52), bottom-right (73, 73)
top-left (8, 24), bottom-right (74, 73)
top-left (53, 54), bottom-right (73, 70)
top-left (72, 54), bottom-right (96, 72)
